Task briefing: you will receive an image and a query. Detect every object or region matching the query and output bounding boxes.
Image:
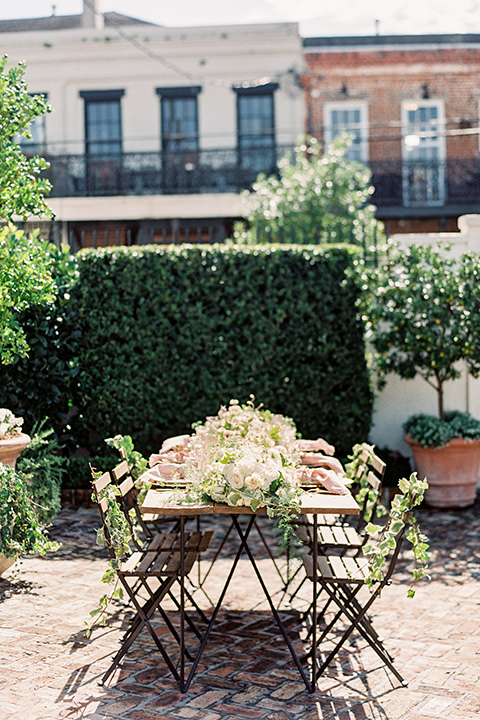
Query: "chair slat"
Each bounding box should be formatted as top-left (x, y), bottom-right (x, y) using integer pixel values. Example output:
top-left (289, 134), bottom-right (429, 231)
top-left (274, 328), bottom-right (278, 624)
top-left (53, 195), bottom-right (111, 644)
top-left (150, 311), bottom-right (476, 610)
top-left (92, 471), bottom-right (110, 494)
top-left (341, 555), bottom-right (365, 582)
top-left (317, 554), bottom-right (335, 580)
top-left (111, 460), bottom-right (130, 482)
top-left (118, 475), bottom-right (135, 497)
top-left (327, 554), bottom-right (350, 581)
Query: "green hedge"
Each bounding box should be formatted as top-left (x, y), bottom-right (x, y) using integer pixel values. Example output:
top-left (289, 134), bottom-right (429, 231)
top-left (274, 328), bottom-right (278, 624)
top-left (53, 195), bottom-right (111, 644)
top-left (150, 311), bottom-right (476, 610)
top-left (67, 244), bottom-right (373, 458)
top-left (0, 243), bottom-right (77, 441)
top-left (63, 455), bottom-right (119, 489)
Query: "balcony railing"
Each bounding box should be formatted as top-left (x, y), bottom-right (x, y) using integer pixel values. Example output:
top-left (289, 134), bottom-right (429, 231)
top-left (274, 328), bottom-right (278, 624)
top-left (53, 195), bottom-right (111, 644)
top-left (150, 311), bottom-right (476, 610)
top-left (370, 158), bottom-right (480, 210)
top-left (44, 150), bottom-right (480, 212)
top-left (45, 146), bottom-right (292, 198)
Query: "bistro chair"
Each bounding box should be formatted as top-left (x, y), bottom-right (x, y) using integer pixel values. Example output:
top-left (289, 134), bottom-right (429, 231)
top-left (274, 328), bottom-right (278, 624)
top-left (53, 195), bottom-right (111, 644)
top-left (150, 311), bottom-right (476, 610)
top-left (113, 452), bottom-right (177, 536)
top-left (300, 490), bottom-right (419, 687)
top-left (297, 443), bottom-right (386, 557)
top-left (286, 443), bottom-right (386, 605)
top-left (92, 471), bottom-right (213, 687)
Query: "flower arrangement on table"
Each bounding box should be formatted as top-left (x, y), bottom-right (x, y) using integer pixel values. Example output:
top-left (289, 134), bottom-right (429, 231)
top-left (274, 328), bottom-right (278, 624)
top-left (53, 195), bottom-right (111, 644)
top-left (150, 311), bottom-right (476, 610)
top-left (145, 399), bottom-right (351, 543)
top-left (183, 399), bottom-right (301, 515)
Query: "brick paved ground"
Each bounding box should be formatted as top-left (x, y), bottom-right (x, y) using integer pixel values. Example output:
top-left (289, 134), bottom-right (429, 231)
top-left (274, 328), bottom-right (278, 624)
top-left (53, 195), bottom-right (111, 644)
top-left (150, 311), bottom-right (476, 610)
top-left (1, 497), bottom-right (479, 720)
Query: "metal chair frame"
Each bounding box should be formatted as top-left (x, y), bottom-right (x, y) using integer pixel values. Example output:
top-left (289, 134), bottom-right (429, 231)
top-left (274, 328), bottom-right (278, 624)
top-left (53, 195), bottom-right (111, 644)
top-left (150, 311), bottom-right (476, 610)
top-left (92, 472), bottom-right (213, 686)
top-left (300, 508), bottom-right (412, 687)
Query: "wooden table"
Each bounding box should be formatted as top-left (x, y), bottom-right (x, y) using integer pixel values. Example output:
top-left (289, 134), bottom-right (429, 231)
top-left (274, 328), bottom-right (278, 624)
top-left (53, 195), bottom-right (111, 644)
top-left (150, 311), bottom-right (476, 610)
top-left (141, 487), bottom-right (360, 692)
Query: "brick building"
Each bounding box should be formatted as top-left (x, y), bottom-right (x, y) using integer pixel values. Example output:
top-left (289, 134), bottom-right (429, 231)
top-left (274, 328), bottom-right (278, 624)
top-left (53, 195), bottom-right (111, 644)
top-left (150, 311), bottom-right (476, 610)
top-left (303, 34), bottom-right (480, 234)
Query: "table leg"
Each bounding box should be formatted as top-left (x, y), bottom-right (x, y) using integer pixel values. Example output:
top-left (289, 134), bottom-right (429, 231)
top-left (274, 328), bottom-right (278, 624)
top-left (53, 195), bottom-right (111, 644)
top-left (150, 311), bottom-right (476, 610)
top-left (311, 514), bottom-right (318, 691)
top-left (180, 516), bottom-right (186, 692)
top-left (183, 515), bottom-right (257, 692)
top-left (232, 516), bottom-right (313, 692)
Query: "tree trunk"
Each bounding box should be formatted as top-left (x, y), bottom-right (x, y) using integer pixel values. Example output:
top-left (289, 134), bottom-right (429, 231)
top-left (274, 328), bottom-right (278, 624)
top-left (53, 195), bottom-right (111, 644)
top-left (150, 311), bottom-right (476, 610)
top-left (437, 378), bottom-right (444, 421)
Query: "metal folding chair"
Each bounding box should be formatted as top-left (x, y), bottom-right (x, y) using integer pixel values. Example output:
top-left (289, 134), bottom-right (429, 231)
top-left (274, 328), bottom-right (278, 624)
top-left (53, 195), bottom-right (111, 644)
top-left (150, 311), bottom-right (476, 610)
top-left (301, 500), bottom-right (415, 687)
top-left (92, 472), bottom-right (213, 687)
top-left (297, 444), bottom-right (386, 557)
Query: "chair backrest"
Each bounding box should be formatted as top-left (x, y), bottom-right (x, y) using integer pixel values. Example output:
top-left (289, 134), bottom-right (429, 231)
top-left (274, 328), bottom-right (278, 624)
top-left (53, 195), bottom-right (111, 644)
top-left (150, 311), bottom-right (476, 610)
top-left (346, 443), bottom-right (386, 530)
top-left (110, 460), bottom-right (153, 545)
top-left (91, 470), bottom-right (133, 559)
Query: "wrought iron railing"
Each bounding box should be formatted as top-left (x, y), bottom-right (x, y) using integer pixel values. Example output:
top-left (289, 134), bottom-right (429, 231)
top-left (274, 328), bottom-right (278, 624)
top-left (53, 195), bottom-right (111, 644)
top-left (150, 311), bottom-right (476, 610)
top-left (45, 146), bottom-right (293, 198)
top-left (370, 158), bottom-right (480, 208)
top-left (43, 150), bottom-right (480, 211)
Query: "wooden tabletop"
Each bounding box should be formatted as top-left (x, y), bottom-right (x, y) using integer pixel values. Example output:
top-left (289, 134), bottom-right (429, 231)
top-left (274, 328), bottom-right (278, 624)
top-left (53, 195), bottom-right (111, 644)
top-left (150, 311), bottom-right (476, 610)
top-left (141, 487), bottom-right (360, 516)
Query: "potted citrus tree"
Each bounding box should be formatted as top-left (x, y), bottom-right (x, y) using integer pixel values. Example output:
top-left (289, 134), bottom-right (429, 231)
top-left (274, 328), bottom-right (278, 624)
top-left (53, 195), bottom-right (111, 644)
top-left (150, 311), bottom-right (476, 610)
top-left (363, 242), bottom-right (480, 508)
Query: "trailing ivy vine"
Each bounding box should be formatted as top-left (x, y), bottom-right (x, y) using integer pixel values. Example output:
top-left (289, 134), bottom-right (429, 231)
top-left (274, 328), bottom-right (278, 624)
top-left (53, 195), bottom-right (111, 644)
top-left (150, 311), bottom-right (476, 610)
top-left (362, 472), bottom-right (430, 597)
top-left (344, 442), bottom-right (387, 522)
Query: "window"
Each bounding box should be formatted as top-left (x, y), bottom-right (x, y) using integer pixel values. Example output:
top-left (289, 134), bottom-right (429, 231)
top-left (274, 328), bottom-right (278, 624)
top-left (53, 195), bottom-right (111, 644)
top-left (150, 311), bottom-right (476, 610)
top-left (324, 101), bottom-right (368, 163)
top-left (156, 86), bottom-right (201, 191)
top-left (80, 89), bottom-right (124, 193)
top-left (81, 89), bottom-right (124, 155)
top-left (402, 100), bottom-right (445, 206)
top-left (235, 83), bottom-right (278, 179)
top-left (16, 93), bottom-right (47, 156)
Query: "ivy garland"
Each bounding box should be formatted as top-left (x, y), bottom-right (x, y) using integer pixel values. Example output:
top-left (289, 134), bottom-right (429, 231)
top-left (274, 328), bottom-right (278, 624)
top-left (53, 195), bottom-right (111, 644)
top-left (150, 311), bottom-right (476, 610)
top-left (86, 481), bottom-right (136, 636)
top-left (344, 442), bottom-right (387, 523)
top-left (362, 472), bottom-right (430, 597)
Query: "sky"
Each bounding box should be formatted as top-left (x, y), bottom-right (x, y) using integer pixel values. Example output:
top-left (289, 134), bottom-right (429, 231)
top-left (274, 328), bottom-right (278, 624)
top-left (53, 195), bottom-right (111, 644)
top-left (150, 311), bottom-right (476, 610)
top-left (1, 0), bottom-right (480, 37)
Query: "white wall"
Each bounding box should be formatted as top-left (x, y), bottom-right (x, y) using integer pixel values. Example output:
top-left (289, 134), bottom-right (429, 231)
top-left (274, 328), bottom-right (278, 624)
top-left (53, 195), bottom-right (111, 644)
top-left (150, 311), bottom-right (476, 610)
top-left (0, 21), bottom-right (305, 155)
top-left (369, 214), bottom-right (480, 457)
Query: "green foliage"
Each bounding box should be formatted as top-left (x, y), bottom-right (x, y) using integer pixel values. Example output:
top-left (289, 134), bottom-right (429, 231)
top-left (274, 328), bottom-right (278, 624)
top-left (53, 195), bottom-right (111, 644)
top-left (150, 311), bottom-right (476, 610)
top-left (0, 226), bottom-right (57, 364)
top-left (63, 455), bottom-right (119, 490)
top-left (16, 419), bottom-right (65, 522)
top-left (86, 483), bottom-right (130, 635)
top-left (105, 434), bottom-right (148, 479)
top-left (67, 243), bottom-right (372, 458)
top-left (0, 462), bottom-right (60, 559)
top-left (0, 55), bottom-right (52, 221)
top-left (362, 472), bottom-right (430, 597)
top-left (344, 442), bottom-right (387, 521)
top-left (236, 135), bottom-right (384, 249)
top-left (0, 240), bottom-right (78, 429)
top-left (404, 411), bottom-right (480, 448)
top-left (362, 243), bottom-right (480, 419)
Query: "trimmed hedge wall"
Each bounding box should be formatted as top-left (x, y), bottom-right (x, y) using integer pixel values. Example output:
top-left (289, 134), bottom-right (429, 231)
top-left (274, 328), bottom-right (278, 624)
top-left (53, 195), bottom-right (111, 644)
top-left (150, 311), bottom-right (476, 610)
top-left (67, 244), bottom-right (372, 458)
top-left (0, 244), bottom-right (77, 440)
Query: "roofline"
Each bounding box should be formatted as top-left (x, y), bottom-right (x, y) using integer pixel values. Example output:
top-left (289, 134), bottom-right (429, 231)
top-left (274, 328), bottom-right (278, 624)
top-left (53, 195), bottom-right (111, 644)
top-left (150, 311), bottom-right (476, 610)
top-left (303, 33), bottom-right (480, 49)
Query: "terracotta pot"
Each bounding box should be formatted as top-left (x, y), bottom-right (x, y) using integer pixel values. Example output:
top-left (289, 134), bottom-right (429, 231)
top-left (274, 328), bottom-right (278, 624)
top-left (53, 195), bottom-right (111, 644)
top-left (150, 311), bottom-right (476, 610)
top-left (0, 554), bottom-right (16, 577)
top-left (0, 433), bottom-right (31, 469)
top-left (405, 435), bottom-right (480, 509)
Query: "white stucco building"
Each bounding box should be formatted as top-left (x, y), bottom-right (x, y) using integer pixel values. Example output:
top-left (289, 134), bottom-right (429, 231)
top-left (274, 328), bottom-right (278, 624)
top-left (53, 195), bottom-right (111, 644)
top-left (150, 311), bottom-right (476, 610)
top-left (1, 1), bottom-right (305, 248)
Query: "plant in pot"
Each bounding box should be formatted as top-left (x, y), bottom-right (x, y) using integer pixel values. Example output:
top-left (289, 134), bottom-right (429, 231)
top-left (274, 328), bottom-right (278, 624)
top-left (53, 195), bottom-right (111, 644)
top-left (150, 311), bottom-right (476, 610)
top-left (0, 408), bottom-right (31, 469)
top-left (0, 462), bottom-right (59, 576)
top-left (362, 242), bottom-right (480, 508)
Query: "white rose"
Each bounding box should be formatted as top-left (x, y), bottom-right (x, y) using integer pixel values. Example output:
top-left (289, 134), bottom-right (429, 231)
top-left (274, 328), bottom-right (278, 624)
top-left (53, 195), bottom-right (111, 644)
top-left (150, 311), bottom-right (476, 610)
top-left (236, 454), bottom-right (258, 479)
top-left (263, 460), bottom-right (281, 484)
top-left (223, 463), bottom-right (244, 489)
top-left (244, 473), bottom-right (264, 491)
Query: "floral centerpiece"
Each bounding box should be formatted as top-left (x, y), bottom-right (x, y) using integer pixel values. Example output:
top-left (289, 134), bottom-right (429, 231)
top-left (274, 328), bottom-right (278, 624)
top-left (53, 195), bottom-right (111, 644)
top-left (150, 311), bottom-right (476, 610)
top-left (181, 399), bottom-right (303, 542)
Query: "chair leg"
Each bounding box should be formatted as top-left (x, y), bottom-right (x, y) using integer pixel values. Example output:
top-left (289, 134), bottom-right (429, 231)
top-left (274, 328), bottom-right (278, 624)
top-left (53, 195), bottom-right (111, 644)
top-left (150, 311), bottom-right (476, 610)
top-left (313, 580), bottom-right (407, 686)
top-left (101, 576), bottom-right (181, 686)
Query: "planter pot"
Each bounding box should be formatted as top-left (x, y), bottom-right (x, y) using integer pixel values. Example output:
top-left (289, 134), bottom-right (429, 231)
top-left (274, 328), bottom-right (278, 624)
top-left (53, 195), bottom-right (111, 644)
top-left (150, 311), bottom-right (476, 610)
top-left (0, 554), bottom-right (16, 577)
top-left (405, 435), bottom-right (480, 508)
top-left (0, 433), bottom-right (31, 469)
